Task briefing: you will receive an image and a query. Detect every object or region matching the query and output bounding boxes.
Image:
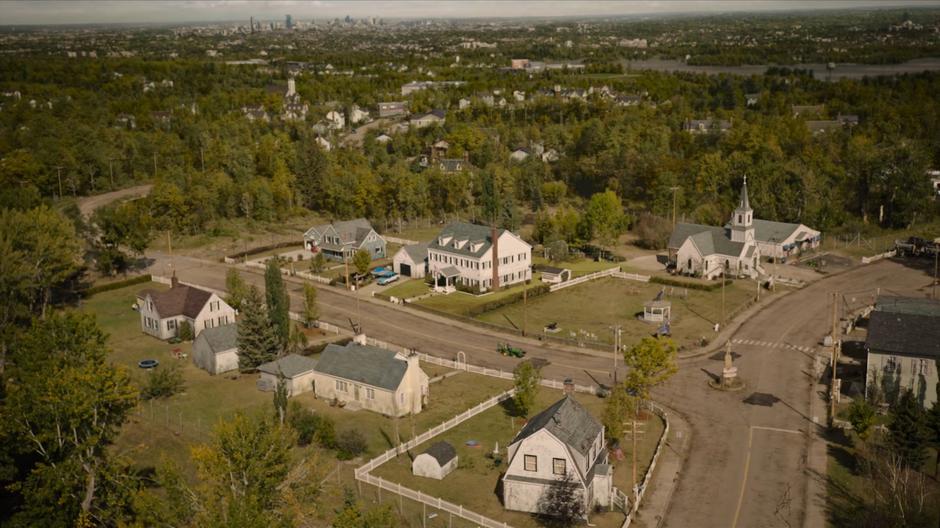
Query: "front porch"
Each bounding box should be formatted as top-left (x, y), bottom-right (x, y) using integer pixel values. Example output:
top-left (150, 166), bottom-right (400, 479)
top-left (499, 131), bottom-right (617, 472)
top-left (433, 265), bottom-right (460, 294)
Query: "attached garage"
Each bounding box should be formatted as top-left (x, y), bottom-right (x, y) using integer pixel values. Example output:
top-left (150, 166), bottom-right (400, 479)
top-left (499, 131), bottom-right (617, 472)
top-left (393, 242), bottom-right (428, 278)
top-left (257, 354), bottom-right (318, 396)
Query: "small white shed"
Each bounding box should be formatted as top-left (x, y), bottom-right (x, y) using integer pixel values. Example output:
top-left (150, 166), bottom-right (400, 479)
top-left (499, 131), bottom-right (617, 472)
top-left (412, 441), bottom-right (457, 480)
top-left (192, 323), bottom-right (239, 375)
top-left (257, 354), bottom-right (318, 396)
top-left (539, 266), bottom-right (571, 285)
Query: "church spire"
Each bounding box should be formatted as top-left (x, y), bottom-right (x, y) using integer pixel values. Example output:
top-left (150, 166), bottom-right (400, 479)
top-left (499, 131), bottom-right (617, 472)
top-left (739, 175), bottom-right (751, 212)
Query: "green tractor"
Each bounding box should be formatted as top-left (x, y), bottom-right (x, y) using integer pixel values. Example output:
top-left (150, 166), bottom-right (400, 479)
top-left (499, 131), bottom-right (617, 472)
top-left (497, 342), bottom-right (526, 358)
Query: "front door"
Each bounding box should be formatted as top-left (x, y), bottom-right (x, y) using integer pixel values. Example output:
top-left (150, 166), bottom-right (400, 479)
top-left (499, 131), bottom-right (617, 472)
top-left (354, 385), bottom-right (360, 401)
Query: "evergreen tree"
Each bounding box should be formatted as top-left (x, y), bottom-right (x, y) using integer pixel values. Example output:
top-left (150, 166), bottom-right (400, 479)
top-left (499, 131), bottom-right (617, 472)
top-left (928, 380), bottom-right (940, 476)
top-left (513, 360), bottom-right (541, 417)
top-left (225, 268), bottom-right (248, 310)
top-left (264, 259), bottom-right (290, 350)
top-left (237, 286), bottom-right (280, 370)
top-left (888, 390), bottom-right (930, 469)
top-left (302, 282), bottom-right (319, 327)
top-left (536, 471), bottom-right (585, 527)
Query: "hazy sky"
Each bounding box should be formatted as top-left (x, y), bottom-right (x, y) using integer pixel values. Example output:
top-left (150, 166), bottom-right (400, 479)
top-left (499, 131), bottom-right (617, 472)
top-left (1, 0), bottom-right (938, 26)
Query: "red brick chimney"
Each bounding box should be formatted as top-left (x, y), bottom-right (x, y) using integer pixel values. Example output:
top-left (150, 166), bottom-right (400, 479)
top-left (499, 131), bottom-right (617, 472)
top-left (563, 377), bottom-right (575, 394)
top-left (491, 226), bottom-right (500, 290)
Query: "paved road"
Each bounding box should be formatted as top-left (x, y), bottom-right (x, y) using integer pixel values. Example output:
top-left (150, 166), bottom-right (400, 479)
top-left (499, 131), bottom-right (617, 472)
top-left (654, 259), bottom-right (931, 528)
top-left (144, 251), bottom-right (933, 528)
top-left (77, 183), bottom-right (153, 218)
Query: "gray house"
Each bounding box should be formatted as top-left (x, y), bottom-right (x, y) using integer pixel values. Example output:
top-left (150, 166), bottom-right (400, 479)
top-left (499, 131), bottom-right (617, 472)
top-left (257, 354), bottom-right (319, 396)
top-left (866, 296), bottom-right (940, 408)
top-left (192, 323), bottom-right (239, 375)
top-left (303, 218), bottom-right (386, 261)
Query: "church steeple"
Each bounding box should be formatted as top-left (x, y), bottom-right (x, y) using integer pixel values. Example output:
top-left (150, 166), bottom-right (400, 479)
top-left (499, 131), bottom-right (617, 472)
top-left (730, 176), bottom-right (754, 243)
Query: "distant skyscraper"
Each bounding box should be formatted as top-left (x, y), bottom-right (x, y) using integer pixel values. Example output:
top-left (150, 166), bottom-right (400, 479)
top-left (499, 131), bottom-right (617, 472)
top-left (285, 14), bottom-right (293, 29)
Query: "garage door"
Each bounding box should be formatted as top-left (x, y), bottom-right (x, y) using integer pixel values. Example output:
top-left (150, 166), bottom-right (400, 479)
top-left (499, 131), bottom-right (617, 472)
top-left (400, 263), bottom-right (412, 277)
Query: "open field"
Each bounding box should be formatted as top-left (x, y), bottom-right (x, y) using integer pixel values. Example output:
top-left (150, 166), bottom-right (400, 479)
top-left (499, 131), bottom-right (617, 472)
top-left (81, 282), bottom-right (512, 477)
top-left (476, 276), bottom-right (765, 349)
top-left (371, 388), bottom-right (665, 528)
top-left (532, 255), bottom-right (620, 277)
top-left (152, 214), bottom-right (326, 260)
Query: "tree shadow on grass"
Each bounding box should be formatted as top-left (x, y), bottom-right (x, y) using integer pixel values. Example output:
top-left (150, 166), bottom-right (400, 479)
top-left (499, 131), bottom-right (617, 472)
top-left (499, 397), bottom-right (525, 419)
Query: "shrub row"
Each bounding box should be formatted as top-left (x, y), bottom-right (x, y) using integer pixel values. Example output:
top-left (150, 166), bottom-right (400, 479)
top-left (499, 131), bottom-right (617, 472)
top-left (224, 241), bottom-right (299, 261)
top-left (464, 283), bottom-right (551, 317)
top-left (84, 274), bottom-right (152, 296)
top-left (650, 275), bottom-right (731, 292)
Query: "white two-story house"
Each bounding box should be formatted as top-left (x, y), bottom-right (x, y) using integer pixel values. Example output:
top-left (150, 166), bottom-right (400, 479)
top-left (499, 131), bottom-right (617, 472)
top-left (136, 276), bottom-right (235, 340)
top-left (502, 393), bottom-right (612, 514)
top-left (427, 222), bottom-right (531, 293)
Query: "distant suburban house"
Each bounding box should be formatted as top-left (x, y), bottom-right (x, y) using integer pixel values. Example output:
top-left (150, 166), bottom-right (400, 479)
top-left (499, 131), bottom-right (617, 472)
top-left (458, 97), bottom-right (471, 110)
top-left (436, 158), bottom-right (473, 174)
top-left (866, 296), bottom-right (940, 408)
top-left (410, 109), bottom-right (446, 129)
top-left (502, 393), bottom-right (612, 514)
top-left (929, 169), bottom-right (940, 199)
top-left (315, 136), bottom-right (332, 151)
top-left (242, 105), bottom-right (270, 122)
top-left (325, 110), bottom-right (345, 129)
top-left (745, 93), bottom-right (760, 106)
top-left (303, 218), bottom-right (386, 261)
top-left (282, 101), bottom-right (309, 121)
top-left (349, 104), bottom-right (369, 124)
top-left (151, 111), bottom-right (172, 127)
top-left (375, 132), bottom-right (392, 144)
top-left (115, 113), bottom-right (137, 129)
top-left (136, 276), bottom-right (236, 340)
top-left (683, 118), bottom-right (732, 134)
top-left (401, 81), bottom-right (433, 96)
top-left (393, 242), bottom-right (429, 278)
top-left (311, 338), bottom-right (429, 416)
top-left (192, 323), bottom-right (239, 375)
top-left (427, 221), bottom-right (532, 293)
top-left (668, 180), bottom-right (820, 278)
top-left (378, 101), bottom-right (408, 118)
top-left (541, 148), bottom-right (560, 163)
top-left (257, 354), bottom-right (319, 396)
top-left (806, 120), bottom-right (842, 135)
top-left (412, 441), bottom-right (457, 480)
top-left (509, 147), bottom-right (530, 162)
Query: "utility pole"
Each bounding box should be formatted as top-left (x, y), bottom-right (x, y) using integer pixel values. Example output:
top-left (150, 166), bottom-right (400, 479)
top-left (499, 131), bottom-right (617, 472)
top-left (153, 152), bottom-right (158, 177)
top-left (933, 248), bottom-right (938, 299)
top-left (54, 165), bottom-right (64, 199)
top-left (610, 325), bottom-right (622, 381)
top-left (632, 397), bottom-right (639, 498)
top-left (670, 185), bottom-right (680, 227)
top-left (522, 277), bottom-right (528, 336)
top-left (721, 264), bottom-right (727, 328)
top-left (343, 250), bottom-right (351, 291)
top-left (200, 147), bottom-right (206, 173)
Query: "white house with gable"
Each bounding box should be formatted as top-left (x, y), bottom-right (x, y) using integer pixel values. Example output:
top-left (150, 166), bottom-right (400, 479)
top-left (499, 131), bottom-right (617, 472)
top-left (136, 276), bottom-right (236, 340)
top-left (502, 392), bottom-right (612, 514)
top-left (427, 222), bottom-right (531, 293)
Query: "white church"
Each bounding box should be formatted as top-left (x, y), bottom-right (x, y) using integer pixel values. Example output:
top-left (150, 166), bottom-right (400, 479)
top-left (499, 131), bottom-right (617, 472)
top-left (667, 179), bottom-right (820, 280)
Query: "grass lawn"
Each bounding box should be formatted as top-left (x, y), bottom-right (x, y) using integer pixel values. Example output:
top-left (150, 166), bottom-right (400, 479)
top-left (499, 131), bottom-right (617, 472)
top-left (81, 282), bottom-right (513, 477)
top-left (533, 255), bottom-right (621, 277)
top-left (476, 276), bottom-right (764, 349)
top-left (821, 221), bottom-right (940, 260)
top-left (415, 274), bottom-right (544, 317)
top-left (371, 388), bottom-right (665, 527)
top-left (156, 214), bottom-right (326, 259)
top-left (382, 278), bottom-right (432, 300)
top-left (386, 224), bottom-right (444, 243)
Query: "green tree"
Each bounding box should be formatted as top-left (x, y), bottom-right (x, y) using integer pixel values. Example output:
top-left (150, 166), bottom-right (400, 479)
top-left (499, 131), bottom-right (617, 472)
top-left (265, 258), bottom-right (290, 350)
top-left (236, 286), bottom-right (281, 370)
top-left (888, 390), bottom-right (930, 469)
top-left (927, 396), bottom-right (940, 477)
top-left (536, 471), bottom-right (585, 527)
top-left (353, 249), bottom-right (372, 278)
top-left (847, 397), bottom-right (877, 442)
top-left (3, 313), bottom-right (138, 526)
top-left (513, 360), bottom-right (541, 417)
top-left (141, 363), bottom-right (185, 400)
top-left (225, 268), bottom-right (249, 310)
top-left (310, 252), bottom-right (327, 274)
top-left (602, 383), bottom-right (635, 445)
top-left (302, 283), bottom-right (319, 327)
top-left (333, 487), bottom-right (397, 528)
top-left (178, 320), bottom-right (193, 341)
top-left (581, 190), bottom-right (626, 248)
top-left (273, 375), bottom-right (289, 425)
top-left (622, 336), bottom-right (678, 400)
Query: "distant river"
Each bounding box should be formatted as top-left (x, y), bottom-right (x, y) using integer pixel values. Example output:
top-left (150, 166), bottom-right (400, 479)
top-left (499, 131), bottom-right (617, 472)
top-left (622, 57), bottom-right (940, 80)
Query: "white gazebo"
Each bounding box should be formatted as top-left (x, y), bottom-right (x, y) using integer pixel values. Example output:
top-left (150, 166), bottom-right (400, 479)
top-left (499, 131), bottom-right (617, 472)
top-left (643, 290), bottom-right (672, 323)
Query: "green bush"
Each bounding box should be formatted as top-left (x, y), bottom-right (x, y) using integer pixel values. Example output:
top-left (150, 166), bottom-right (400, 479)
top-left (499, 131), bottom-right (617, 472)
top-left (178, 321), bottom-right (194, 341)
top-left (84, 274), bottom-right (152, 296)
top-left (650, 275), bottom-right (730, 292)
top-left (289, 405), bottom-right (337, 448)
top-left (336, 429), bottom-right (368, 460)
top-left (140, 363), bottom-right (185, 400)
top-left (465, 283), bottom-right (550, 317)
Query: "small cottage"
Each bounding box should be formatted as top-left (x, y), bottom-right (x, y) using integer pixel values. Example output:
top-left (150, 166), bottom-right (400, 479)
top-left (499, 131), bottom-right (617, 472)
top-left (257, 354), bottom-right (318, 396)
top-left (412, 441), bottom-right (458, 480)
top-left (539, 266), bottom-right (571, 285)
top-left (192, 323), bottom-right (239, 375)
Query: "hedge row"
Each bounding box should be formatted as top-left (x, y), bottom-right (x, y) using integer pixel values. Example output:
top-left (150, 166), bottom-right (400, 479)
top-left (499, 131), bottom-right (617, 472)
top-left (84, 274), bottom-right (152, 296)
top-left (225, 241), bottom-right (300, 261)
top-left (465, 283), bottom-right (551, 317)
top-left (650, 275), bottom-right (731, 292)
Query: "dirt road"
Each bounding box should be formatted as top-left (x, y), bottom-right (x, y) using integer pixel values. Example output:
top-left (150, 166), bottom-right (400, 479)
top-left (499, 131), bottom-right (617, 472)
top-left (77, 183), bottom-right (153, 218)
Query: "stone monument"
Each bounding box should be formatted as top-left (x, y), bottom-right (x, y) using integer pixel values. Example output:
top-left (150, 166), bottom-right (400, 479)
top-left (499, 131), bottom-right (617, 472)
top-left (710, 340), bottom-right (745, 390)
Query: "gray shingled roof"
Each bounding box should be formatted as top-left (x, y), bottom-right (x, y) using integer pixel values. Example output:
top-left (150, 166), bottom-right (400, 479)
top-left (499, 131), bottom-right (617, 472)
top-left (258, 354), bottom-right (318, 378)
top-left (194, 323), bottom-right (238, 354)
top-left (138, 284), bottom-right (213, 319)
top-left (428, 222), bottom-right (503, 258)
top-left (315, 342), bottom-right (407, 391)
top-left (669, 223), bottom-right (745, 258)
top-left (401, 242), bottom-right (429, 263)
top-left (867, 310), bottom-right (940, 359)
top-left (422, 441), bottom-right (457, 465)
top-left (511, 395), bottom-right (602, 459)
top-left (306, 218), bottom-right (378, 249)
top-left (752, 219), bottom-right (803, 243)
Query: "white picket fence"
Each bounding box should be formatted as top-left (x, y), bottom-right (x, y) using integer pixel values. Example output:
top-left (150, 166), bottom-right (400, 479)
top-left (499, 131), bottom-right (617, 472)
top-left (622, 400), bottom-right (671, 528)
top-left (549, 267), bottom-right (650, 292)
top-left (383, 235), bottom-right (419, 246)
top-left (861, 249), bottom-right (896, 264)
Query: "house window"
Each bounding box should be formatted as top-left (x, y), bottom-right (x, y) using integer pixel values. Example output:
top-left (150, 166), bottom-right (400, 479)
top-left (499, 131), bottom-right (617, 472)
top-left (524, 455), bottom-right (537, 472)
top-left (336, 380), bottom-right (348, 392)
top-left (885, 356), bottom-right (898, 373)
top-left (553, 458), bottom-right (566, 475)
top-left (167, 320), bottom-right (177, 331)
top-left (366, 387), bottom-right (375, 400)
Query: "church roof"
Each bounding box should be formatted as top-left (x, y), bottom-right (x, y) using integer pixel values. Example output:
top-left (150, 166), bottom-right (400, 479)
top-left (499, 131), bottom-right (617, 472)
top-left (669, 223), bottom-right (745, 258)
top-left (737, 178), bottom-right (752, 212)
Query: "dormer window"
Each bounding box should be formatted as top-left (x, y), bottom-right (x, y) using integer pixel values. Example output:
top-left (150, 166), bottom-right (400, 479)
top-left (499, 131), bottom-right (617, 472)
top-left (737, 215), bottom-right (742, 223)
top-left (439, 236), bottom-right (452, 246)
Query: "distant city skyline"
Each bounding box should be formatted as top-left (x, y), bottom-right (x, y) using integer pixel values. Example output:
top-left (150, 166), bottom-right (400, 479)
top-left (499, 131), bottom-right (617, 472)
top-left (1, 0), bottom-right (939, 26)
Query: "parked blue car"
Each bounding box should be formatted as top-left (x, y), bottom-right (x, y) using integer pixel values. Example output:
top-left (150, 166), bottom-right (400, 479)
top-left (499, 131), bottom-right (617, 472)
top-left (377, 274), bottom-right (399, 286)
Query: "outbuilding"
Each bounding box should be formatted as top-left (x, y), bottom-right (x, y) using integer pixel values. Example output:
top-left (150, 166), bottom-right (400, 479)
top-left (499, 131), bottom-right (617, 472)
top-left (393, 242), bottom-right (429, 278)
top-left (539, 266), bottom-right (571, 284)
top-left (412, 441), bottom-right (458, 480)
top-left (643, 290), bottom-right (672, 323)
top-left (192, 323), bottom-right (239, 375)
top-left (257, 354), bottom-right (318, 396)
